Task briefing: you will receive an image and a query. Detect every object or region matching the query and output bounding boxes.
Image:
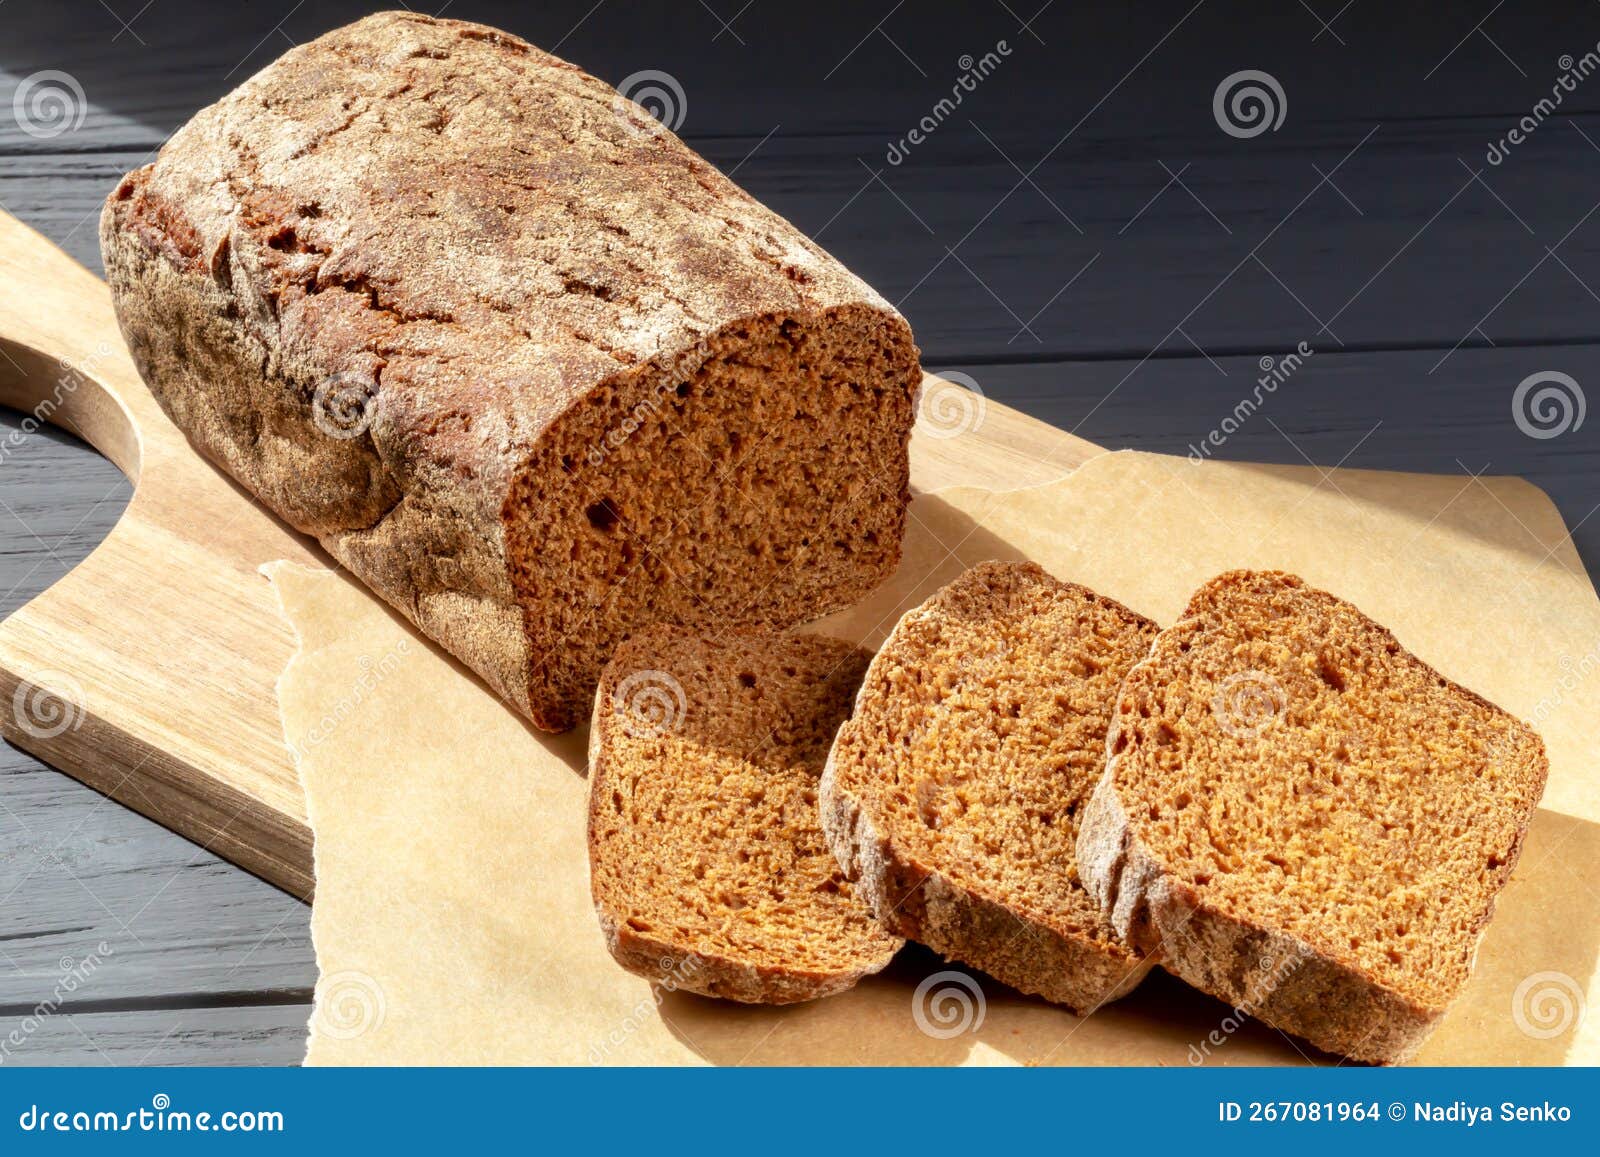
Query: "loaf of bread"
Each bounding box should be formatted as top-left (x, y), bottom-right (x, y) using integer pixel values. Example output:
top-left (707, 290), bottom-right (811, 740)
top-left (100, 11), bottom-right (920, 731)
top-left (1077, 570), bottom-right (1549, 1063)
top-left (588, 625), bottom-right (902, 1003)
top-left (821, 562), bottom-right (1159, 1014)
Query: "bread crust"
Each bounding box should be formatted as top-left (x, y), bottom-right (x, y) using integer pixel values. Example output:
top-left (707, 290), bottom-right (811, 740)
top-left (820, 739), bottom-right (1151, 1014)
top-left (819, 562), bottom-right (1156, 1016)
top-left (1076, 569), bottom-right (1550, 1064)
top-left (1077, 764), bottom-right (1439, 1063)
top-left (100, 11), bottom-right (917, 731)
top-left (590, 907), bottom-right (887, 1006)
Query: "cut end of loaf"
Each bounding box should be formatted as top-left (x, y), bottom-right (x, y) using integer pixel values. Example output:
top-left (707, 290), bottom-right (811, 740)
top-left (821, 561), bottom-right (1160, 1013)
top-left (1080, 568), bottom-right (1550, 1063)
top-left (587, 625), bottom-right (902, 1004)
top-left (511, 306), bottom-right (917, 732)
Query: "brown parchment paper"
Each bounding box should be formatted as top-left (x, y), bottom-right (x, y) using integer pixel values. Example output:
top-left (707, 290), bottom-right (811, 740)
top-left (271, 451), bottom-right (1600, 1066)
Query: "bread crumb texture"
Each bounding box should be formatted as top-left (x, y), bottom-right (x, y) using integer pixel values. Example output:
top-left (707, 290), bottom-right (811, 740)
top-left (588, 626), bottom-right (901, 1004)
top-left (100, 11), bottom-right (919, 732)
top-left (1083, 569), bottom-right (1549, 1062)
top-left (821, 561), bottom-right (1160, 1013)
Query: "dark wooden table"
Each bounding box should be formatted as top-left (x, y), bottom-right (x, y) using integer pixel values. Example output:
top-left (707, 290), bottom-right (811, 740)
top-left (1, 0), bottom-right (1595, 1064)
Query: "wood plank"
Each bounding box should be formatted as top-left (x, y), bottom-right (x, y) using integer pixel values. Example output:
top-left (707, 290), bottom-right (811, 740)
top-left (0, 151), bottom-right (136, 272)
top-left (0, 746), bottom-right (314, 1007)
top-left (0, 406), bottom-right (314, 1059)
top-left (0, 780), bottom-right (310, 988)
top-left (0, 0), bottom-right (1587, 146)
top-left (0, 1003), bottom-right (308, 1066)
top-left (0, 206), bottom-right (328, 897)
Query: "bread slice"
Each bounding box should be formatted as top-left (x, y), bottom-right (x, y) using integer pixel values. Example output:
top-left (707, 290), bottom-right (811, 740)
top-left (820, 561), bottom-right (1160, 1014)
top-left (588, 625), bottom-right (902, 1004)
top-left (1077, 570), bottom-right (1550, 1063)
top-left (102, 11), bottom-right (919, 733)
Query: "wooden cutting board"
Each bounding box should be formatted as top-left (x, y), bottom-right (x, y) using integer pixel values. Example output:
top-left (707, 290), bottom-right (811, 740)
top-left (0, 208), bottom-right (1102, 900)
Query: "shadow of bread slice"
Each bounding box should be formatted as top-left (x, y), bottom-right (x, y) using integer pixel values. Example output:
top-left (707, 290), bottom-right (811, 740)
top-left (1077, 569), bottom-right (1550, 1064)
top-left (820, 561), bottom-right (1160, 1014)
top-left (588, 625), bottom-right (902, 1004)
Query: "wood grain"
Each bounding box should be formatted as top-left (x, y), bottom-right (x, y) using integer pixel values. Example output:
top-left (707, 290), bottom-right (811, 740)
top-left (0, 208), bottom-right (326, 897)
top-left (0, 748), bottom-right (315, 1009)
top-left (0, 206), bottom-right (1101, 899)
top-left (0, 1004), bottom-right (309, 1067)
top-left (0, 408), bottom-right (317, 1067)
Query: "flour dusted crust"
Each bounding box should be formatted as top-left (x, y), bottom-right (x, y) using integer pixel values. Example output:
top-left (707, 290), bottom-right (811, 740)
top-left (101, 11), bottom-right (919, 730)
top-left (1076, 570), bottom-right (1550, 1063)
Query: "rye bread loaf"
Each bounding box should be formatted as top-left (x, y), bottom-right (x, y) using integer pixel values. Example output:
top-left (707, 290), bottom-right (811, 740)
top-left (99, 11), bottom-right (920, 732)
top-left (820, 561), bottom-right (1159, 1014)
top-left (588, 625), bottom-right (901, 1003)
top-left (1077, 570), bottom-right (1550, 1063)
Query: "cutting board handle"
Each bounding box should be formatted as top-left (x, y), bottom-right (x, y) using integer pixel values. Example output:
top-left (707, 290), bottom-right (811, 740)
top-left (0, 206), bottom-right (144, 480)
top-left (0, 204), bottom-right (325, 896)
